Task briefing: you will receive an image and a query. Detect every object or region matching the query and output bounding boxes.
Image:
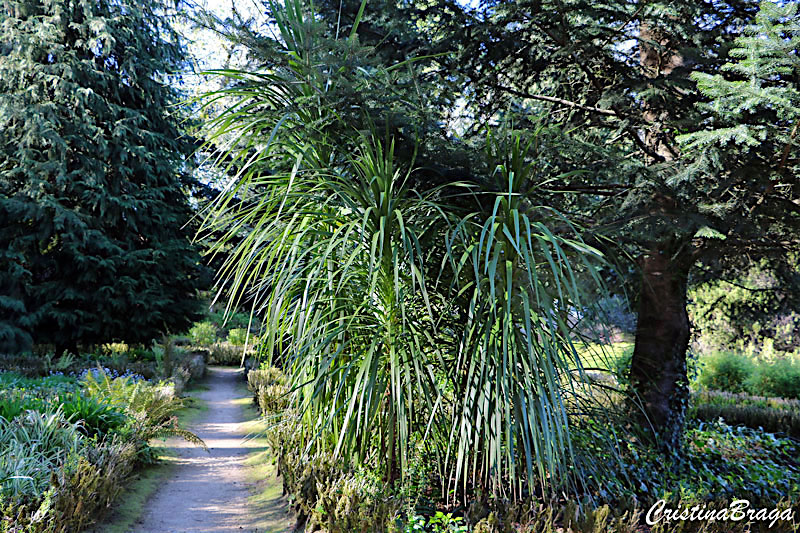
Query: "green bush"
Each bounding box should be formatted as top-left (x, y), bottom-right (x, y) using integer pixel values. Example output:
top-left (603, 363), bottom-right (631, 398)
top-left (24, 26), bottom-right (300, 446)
top-left (57, 391), bottom-right (127, 438)
top-left (746, 357), bottom-right (800, 399)
top-left (188, 321), bottom-right (217, 346)
top-left (698, 351), bottom-right (754, 392)
top-left (248, 366), bottom-right (288, 413)
top-left (209, 342), bottom-right (243, 365)
top-left (208, 309), bottom-right (253, 331)
top-left (43, 438), bottom-right (139, 533)
top-left (226, 328), bottom-right (252, 346)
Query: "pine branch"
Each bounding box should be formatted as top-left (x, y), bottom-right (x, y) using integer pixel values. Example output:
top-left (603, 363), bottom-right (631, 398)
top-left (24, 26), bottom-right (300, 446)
top-left (490, 84), bottom-right (619, 117)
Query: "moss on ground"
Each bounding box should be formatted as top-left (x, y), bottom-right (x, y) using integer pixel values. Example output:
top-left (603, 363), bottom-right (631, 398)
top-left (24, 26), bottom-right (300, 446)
top-left (236, 379), bottom-right (294, 532)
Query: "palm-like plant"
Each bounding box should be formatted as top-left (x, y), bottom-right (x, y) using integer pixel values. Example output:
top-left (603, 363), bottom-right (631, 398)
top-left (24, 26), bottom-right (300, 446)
top-left (198, 0), bottom-right (608, 500)
top-left (196, 0), bottom-right (443, 481)
top-left (444, 136), bottom-right (606, 499)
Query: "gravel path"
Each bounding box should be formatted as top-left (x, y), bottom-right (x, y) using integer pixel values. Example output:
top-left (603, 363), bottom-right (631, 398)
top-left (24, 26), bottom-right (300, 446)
top-left (132, 366), bottom-right (288, 533)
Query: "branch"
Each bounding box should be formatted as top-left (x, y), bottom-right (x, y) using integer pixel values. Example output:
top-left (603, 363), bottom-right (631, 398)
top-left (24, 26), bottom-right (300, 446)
top-left (545, 184), bottom-right (631, 196)
top-left (490, 84), bottom-right (619, 116)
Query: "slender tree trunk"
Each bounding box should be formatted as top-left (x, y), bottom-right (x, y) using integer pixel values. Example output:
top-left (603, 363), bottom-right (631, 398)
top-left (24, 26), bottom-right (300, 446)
top-left (629, 245), bottom-right (691, 449)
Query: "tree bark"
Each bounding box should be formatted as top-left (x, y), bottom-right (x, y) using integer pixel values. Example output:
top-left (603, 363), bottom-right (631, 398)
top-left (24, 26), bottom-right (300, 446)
top-left (629, 245), bottom-right (691, 450)
top-left (629, 20), bottom-right (693, 449)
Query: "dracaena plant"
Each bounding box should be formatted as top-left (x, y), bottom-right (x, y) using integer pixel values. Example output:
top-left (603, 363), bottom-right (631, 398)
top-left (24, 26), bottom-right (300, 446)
top-left (197, 0), bottom-right (609, 499)
top-left (442, 134), bottom-right (606, 499)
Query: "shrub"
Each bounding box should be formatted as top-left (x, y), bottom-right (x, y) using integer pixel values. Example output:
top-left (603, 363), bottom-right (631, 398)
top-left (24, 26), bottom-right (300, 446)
top-left (208, 309), bottom-right (253, 331)
top-left (226, 328), bottom-right (251, 346)
top-left (209, 342), bottom-right (243, 365)
top-left (248, 366), bottom-right (288, 413)
top-left (746, 357), bottom-right (800, 399)
top-left (309, 468), bottom-right (402, 533)
top-left (57, 391), bottom-right (127, 437)
top-left (698, 351), bottom-right (754, 392)
top-left (188, 321), bottom-right (217, 346)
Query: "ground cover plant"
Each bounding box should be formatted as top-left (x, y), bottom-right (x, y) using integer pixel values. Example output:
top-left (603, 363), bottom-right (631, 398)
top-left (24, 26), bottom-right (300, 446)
top-left (0, 367), bottom-right (204, 532)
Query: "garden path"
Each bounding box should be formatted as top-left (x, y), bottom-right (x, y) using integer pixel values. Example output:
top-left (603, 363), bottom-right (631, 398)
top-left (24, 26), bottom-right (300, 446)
top-left (131, 366), bottom-right (291, 533)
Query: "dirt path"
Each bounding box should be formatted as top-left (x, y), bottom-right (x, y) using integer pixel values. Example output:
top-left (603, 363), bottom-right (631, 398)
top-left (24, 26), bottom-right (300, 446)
top-left (131, 366), bottom-right (291, 533)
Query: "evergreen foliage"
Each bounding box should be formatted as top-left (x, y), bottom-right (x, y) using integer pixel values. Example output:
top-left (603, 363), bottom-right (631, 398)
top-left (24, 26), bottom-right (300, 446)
top-left (0, 0), bottom-right (207, 354)
top-left (681, 1), bottom-right (800, 151)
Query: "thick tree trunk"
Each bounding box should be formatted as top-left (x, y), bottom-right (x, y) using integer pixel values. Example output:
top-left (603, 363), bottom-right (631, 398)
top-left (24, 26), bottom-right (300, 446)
top-left (629, 246), bottom-right (691, 450)
top-left (630, 21), bottom-right (693, 449)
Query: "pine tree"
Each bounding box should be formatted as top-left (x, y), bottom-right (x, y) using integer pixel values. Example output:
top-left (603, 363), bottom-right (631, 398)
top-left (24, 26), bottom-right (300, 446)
top-left (0, 0), bottom-right (207, 354)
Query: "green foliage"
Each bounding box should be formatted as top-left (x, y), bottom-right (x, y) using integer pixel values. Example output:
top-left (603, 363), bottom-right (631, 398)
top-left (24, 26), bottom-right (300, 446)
top-left (0, 392), bottom-right (33, 421)
top-left (206, 310), bottom-right (253, 332)
top-left (0, 0), bottom-right (207, 354)
top-left (209, 342), bottom-right (243, 365)
top-left (0, 409), bottom-right (83, 499)
top-left (426, 512), bottom-right (469, 533)
top-left (401, 512), bottom-right (468, 533)
top-left (443, 135), bottom-right (606, 496)
top-left (197, 0), bottom-right (800, 524)
top-left (41, 438), bottom-right (139, 533)
top-left (226, 328), bottom-right (251, 346)
top-left (0, 338), bottom-right (204, 530)
top-left (688, 260), bottom-right (800, 355)
top-left (81, 367), bottom-right (206, 457)
top-left (692, 390), bottom-right (800, 439)
top-left (697, 351), bottom-right (800, 399)
top-left (698, 352), bottom-right (755, 393)
top-left (680, 1), bottom-right (800, 151)
top-left (189, 321), bottom-right (218, 346)
top-left (200, 0), bottom-right (607, 500)
top-left (746, 357), bottom-right (800, 400)
top-left (248, 367), bottom-right (288, 413)
top-left (679, 422), bottom-right (800, 504)
top-left (57, 391), bottom-right (127, 438)
top-left (254, 362), bottom-right (800, 532)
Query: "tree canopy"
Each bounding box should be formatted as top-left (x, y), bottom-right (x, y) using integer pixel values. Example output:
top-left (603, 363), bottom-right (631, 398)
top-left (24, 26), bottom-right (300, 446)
top-left (0, 0), bottom-right (208, 354)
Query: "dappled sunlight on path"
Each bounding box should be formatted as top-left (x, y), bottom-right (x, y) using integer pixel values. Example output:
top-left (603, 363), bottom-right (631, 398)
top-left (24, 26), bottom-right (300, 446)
top-left (132, 366), bottom-right (291, 533)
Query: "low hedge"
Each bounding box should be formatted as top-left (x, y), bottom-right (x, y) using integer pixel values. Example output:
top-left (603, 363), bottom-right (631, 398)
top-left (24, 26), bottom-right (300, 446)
top-left (692, 390), bottom-right (800, 439)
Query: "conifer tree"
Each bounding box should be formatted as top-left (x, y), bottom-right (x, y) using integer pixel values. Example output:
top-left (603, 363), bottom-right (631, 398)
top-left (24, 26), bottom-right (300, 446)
top-left (0, 0), bottom-right (207, 354)
top-left (440, 0), bottom-right (800, 448)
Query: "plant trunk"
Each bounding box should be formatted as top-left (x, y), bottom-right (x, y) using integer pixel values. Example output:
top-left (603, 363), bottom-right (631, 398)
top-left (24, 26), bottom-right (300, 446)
top-left (629, 246), bottom-right (691, 450)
